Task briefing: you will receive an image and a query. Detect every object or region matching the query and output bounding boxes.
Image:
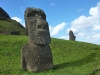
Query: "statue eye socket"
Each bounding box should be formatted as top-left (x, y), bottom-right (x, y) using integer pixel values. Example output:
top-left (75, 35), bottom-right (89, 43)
top-left (41, 13), bottom-right (46, 20)
top-left (38, 25), bottom-right (42, 28)
top-left (27, 11), bottom-right (37, 17)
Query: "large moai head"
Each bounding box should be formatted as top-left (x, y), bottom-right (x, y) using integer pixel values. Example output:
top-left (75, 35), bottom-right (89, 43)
top-left (24, 7), bottom-right (51, 44)
top-left (69, 30), bottom-right (76, 41)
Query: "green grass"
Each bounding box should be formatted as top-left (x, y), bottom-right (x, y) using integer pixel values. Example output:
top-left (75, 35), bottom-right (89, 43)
top-left (0, 20), bottom-right (25, 35)
top-left (0, 34), bottom-right (100, 75)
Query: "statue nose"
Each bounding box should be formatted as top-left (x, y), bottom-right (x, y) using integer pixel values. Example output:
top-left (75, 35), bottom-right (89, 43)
top-left (37, 20), bottom-right (48, 29)
top-left (38, 24), bottom-right (47, 29)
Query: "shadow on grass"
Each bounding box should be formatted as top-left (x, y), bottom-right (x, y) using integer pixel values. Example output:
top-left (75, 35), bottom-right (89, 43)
top-left (53, 53), bottom-right (97, 70)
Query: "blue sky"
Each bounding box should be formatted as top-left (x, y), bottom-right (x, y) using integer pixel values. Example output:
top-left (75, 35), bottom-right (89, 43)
top-left (1, 0), bottom-right (100, 45)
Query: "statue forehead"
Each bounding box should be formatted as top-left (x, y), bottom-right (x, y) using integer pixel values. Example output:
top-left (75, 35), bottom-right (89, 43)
top-left (25, 7), bottom-right (47, 29)
top-left (25, 7), bottom-right (45, 16)
top-left (69, 30), bottom-right (73, 32)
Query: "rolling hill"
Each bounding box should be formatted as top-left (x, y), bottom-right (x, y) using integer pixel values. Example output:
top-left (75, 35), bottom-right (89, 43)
top-left (0, 34), bottom-right (100, 75)
top-left (0, 7), bottom-right (26, 35)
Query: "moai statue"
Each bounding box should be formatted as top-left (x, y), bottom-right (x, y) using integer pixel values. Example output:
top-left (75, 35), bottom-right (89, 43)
top-left (69, 30), bottom-right (76, 41)
top-left (21, 7), bottom-right (53, 72)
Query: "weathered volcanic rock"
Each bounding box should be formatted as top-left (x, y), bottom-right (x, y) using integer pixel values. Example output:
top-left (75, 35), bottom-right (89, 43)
top-left (69, 30), bottom-right (76, 41)
top-left (0, 7), bottom-right (10, 20)
top-left (21, 7), bottom-right (53, 72)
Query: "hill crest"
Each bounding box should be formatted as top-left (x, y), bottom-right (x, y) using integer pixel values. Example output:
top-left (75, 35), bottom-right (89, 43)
top-left (0, 7), bottom-right (25, 35)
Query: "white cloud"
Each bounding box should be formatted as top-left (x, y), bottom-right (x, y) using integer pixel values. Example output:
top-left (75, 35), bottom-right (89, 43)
top-left (11, 17), bottom-right (25, 26)
top-left (76, 32), bottom-right (100, 45)
top-left (93, 24), bottom-right (100, 30)
top-left (49, 22), bottom-right (66, 36)
top-left (50, 3), bottom-right (56, 6)
top-left (59, 36), bottom-right (69, 40)
top-left (59, 32), bottom-right (100, 45)
top-left (68, 2), bottom-right (100, 33)
top-left (66, 1), bottom-right (100, 45)
top-left (11, 17), bottom-right (22, 23)
top-left (21, 22), bottom-right (25, 26)
top-left (77, 32), bottom-right (85, 37)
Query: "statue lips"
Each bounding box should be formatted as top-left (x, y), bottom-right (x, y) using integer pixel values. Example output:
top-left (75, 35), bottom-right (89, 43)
top-left (36, 29), bottom-right (49, 35)
top-left (35, 29), bottom-right (51, 45)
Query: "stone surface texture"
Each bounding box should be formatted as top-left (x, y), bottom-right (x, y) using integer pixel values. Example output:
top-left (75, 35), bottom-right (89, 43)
top-left (69, 30), bottom-right (76, 41)
top-left (0, 7), bottom-right (10, 20)
top-left (21, 7), bottom-right (53, 72)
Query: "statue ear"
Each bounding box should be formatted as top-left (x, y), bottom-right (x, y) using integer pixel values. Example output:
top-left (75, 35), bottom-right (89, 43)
top-left (26, 26), bottom-right (28, 36)
top-left (25, 21), bottom-right (28, 36)
top-left (24, 9), bottom-right (28, 36)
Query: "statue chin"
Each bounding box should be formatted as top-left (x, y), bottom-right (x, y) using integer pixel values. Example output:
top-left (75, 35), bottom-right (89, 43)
top-left (29, 29), bottom-right (51, 45)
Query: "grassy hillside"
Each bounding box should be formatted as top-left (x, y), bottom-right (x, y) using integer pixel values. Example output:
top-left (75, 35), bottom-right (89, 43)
top-left (0, 19), bottom-right (25, 35)
top-left (0, 34), bottom-right (100, 75)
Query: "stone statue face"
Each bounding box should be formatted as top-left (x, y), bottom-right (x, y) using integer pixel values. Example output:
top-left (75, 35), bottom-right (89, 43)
top-left (25, 8), bottom-right (51, 44)
top-left (69, 30), bottom-right (73, 35)
top-left (69, 30), bottom-right (76, 38)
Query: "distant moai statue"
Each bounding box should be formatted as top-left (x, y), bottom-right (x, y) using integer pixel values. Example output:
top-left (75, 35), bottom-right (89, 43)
top-left (69, 30), bottom-right (76, 41)
top-left (21, 7), bottom-right (53, 72)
